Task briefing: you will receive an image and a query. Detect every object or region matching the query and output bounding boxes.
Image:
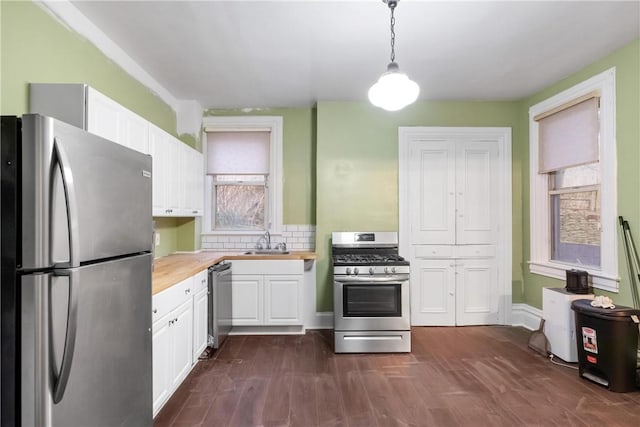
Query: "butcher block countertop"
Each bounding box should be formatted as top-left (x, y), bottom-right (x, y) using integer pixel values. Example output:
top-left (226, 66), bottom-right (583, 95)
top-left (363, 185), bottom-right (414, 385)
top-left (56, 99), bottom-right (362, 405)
top-left (152, 251), bottom-right (316, 295)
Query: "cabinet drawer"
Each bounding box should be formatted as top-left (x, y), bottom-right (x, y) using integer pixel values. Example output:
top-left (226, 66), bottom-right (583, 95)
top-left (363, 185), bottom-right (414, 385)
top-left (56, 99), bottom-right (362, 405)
top-left (193, 269), bottom-right (208, 292)
top-left (232, 260), bottom-right (303, 275)
top-left (455, 245), bottom-right (495, 258)
top-left (414, 245), bottom-right (454, 259)
top-left (152, 277), bottom-right (193, 322)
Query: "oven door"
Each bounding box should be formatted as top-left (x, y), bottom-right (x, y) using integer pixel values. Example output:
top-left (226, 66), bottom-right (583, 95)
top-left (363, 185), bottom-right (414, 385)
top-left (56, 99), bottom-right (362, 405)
top-left (333, 275), bottom-right (410, 331)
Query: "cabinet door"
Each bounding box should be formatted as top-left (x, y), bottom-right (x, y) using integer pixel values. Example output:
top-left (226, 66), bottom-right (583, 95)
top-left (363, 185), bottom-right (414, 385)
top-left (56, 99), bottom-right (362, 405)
top-left (411, 258), bottom-right (455, 326)
top-left (149, 124), bottom-right (168, 215)
top-left (455, 141), bottom-right (499, 244)
top-left (192, 287), bottom-right (208, 360)
top-left (170, 298), bottom-right (193, 390)
top-left (121, 110), bottom-right (149, 154)
top-left (408, 141), bottom-right (456, 244)
top-left (231, 275), bottom-right (263, 325)
top-left (455, 258), bottom-right (498, 326)
top-left (152, 312), bottom-right (172, 416)
top-left (86, 87), bottom-right (122, 145)
top-left (166, 138), bottom-right (184, 214)
top-left (264, 275), bottom-right (303, 325)
top-left (185, 148), bottom-right (204, 216)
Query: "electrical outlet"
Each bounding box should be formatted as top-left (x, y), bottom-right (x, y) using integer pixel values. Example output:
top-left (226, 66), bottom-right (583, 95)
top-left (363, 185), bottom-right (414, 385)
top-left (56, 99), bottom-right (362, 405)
top-left (155, 233), bottom-right (160, 246)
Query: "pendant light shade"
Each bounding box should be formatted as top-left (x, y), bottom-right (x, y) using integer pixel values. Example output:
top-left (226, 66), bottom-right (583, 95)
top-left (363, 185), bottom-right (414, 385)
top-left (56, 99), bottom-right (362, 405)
top-left (369, 0), bottom-right (419, 111)
top-left (368, 62), bottom-right (420, 111)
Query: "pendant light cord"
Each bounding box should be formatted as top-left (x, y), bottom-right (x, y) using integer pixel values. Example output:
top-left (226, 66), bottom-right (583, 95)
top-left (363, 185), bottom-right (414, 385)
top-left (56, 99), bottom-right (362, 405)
top-left (389, 1), bottom-right (396, 63)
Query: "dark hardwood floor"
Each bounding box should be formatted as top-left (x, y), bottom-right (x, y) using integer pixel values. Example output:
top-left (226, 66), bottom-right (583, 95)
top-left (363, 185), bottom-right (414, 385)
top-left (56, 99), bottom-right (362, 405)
top-left (154, 326), bottom-right (640, 427)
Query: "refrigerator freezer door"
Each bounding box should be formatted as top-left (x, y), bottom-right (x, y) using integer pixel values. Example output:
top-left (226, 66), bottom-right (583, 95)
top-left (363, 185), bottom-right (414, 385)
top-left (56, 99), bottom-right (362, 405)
top-left (21, 253), bottom-right (152, 426)
top-left (20, 114), bottom-right (152, 269)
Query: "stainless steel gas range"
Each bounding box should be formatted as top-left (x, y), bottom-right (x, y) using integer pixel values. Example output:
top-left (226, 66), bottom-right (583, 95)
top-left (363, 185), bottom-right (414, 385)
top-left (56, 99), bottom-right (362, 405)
top-left (332, 232), bottom-right (411, 353)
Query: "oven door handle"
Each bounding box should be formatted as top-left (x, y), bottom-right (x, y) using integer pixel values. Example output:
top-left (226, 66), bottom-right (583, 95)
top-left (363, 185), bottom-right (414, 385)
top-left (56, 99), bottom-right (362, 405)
top-left (334, 275), bottom-right (409, 283)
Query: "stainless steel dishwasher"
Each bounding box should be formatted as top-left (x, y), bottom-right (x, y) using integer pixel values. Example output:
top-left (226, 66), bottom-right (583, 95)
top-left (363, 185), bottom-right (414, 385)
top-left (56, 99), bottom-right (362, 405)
top-left (208, 261), bottom-right (232, 349)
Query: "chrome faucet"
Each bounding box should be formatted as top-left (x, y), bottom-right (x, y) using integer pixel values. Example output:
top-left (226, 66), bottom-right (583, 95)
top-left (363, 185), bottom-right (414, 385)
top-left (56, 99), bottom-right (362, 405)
top-left (256, 231), bottom-right (271, 249)
top-left (264, 231), bottom-right (271, 249)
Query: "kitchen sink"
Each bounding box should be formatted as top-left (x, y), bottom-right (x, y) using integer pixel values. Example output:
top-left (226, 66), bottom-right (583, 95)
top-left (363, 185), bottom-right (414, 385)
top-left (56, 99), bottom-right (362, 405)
top-left (243, 249), bottom-right (290, 255)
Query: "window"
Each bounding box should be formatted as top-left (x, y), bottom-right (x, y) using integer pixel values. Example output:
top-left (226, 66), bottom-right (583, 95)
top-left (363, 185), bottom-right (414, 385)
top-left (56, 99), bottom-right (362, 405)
top-left (202, 116), bottom-right (283, 235)
top-left (529, 68), bottom-right (617, 291)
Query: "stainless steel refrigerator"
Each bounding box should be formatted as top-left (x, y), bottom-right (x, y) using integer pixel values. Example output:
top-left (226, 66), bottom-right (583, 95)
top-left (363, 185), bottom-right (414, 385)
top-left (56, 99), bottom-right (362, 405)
top-left (1, 114), bottom-right (153, 426)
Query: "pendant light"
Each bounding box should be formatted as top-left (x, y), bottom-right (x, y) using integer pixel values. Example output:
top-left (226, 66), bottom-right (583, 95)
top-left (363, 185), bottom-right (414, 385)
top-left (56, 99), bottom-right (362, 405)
top-left (368, 0), bottom-right (420, 111)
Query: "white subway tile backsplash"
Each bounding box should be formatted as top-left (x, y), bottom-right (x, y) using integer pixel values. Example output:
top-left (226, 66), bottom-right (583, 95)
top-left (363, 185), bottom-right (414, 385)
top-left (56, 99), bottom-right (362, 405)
top-left (201, 224), bottom-right (316, 251)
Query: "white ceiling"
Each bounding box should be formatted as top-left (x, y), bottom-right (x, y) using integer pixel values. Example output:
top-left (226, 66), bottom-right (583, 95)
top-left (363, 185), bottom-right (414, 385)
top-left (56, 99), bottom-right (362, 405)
top-left (70, 0), bottom-right (640, 110)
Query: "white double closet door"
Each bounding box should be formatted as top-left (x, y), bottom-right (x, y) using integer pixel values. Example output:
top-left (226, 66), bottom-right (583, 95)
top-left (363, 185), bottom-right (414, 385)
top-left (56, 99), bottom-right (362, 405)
top-left (399, 128), bottom-right (511, 326)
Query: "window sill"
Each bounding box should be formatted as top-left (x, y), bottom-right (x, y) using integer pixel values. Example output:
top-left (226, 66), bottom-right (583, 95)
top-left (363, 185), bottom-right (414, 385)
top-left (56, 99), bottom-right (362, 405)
top-left (528, 261), bottom-right (619, 293)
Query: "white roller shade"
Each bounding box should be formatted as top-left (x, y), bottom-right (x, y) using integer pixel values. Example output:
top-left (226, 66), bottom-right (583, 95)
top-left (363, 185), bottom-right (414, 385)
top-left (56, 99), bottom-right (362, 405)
top-left (536, 95), bottom-right (600, 173)
top-left (207, 131), bottom-right (270, 174)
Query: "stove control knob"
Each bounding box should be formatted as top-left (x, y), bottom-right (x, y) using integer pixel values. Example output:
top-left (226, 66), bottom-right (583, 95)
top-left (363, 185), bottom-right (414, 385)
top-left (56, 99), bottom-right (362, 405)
top-left (369, 267), bottom-right (374, 275)
top-left (384, 267), bottom-right (389, 274)
top-left (391, 267), bottom-right (396, 274)
top-left (346, 267), bottom-right (352, 275)
top-left (354, 268), bottom-right (359, 275)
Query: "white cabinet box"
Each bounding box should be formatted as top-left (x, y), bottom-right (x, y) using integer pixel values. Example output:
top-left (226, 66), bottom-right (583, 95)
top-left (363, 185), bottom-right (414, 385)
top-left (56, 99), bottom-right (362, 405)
top-left (151, 277), bottom-right (193, 416)
top-left (151, 268), bottom-right (211, 416)
top-left (149, 123), bottom-right (203, 217)
top-left (542, 287), bottom-right (594, 362)
top-left (192, 269), bottom-right (209, 361)
top-left (30, 83), bottom-right (203, 218)
top-left (231, 260), bottom-right (304, 328)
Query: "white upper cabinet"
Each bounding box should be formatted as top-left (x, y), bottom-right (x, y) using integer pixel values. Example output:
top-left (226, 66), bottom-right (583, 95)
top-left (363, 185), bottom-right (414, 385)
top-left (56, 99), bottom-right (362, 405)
top-left (121, 109), bottom-right (149, 154)
top-left (408, 139), bottom-right (499, 245)
top-left (148, 124), bottom-right (203, 217)
top-left (30, 83), bottom-right (203, 218)
top-left (185, 146), bottom-right (204, 216)
top-left (86, 87), bottom-right (122, 146)
top-left (149, 124), bottom-right (169, 216)
top-left (86, 87), bottom-right (149, 154)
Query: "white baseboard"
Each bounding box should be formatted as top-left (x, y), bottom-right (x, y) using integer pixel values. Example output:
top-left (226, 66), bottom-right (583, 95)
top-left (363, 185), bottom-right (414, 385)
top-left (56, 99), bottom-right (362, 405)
top-left (511, 303), bottom-right (542, 330)
top-left (305, 311), bottom-right (334, 330)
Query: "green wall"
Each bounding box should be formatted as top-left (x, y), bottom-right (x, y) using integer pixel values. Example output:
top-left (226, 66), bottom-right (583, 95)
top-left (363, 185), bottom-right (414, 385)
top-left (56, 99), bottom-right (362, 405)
top-left (4, 1), bottom-right (637, 312)
top-left (204, 107), bottom-right (316, 225)
top-left (0, 1), bottom-right (176, 132)
top-left (0, 1), bottom-right (197, 257)
top-left (315, 101), bottom-right (522, 311)
top-left (521, 39), bottom-right (640, 309)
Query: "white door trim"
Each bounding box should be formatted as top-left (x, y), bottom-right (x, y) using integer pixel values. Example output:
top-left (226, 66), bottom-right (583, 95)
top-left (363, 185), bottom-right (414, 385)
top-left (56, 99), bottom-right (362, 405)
top-left (398, 127), bottom-right (513, 325)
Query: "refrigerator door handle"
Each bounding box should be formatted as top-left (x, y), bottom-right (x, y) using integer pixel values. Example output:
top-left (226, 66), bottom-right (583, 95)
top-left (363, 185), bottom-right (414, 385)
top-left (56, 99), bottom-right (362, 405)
top-left (53, 139), bottom-right (80, 268)
top-left (52, 268), bottom-right (79, 404)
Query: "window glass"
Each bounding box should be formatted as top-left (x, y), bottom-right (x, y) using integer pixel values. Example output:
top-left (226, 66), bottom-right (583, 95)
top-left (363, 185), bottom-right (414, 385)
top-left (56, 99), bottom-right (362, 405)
top-left (213, 175), bottom-right (266, 230)
top-left (550, 190), bottom-right (601, 267)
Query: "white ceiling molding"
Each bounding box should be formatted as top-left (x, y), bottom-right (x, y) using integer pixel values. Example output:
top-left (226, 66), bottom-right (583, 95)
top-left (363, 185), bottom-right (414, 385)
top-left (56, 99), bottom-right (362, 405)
top-left (36, 0), bottom-right (202, 133)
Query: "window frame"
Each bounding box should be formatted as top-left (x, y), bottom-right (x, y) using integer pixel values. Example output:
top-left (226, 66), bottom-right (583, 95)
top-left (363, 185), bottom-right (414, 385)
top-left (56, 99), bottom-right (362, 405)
top-left (202, 116), bottom-right (283, 236)
top-left (528, 67), bottom-right (618, 292)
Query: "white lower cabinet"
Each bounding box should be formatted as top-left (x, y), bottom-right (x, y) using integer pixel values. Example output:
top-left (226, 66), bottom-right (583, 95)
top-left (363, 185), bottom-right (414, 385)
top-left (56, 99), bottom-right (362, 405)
top-left (192, 270), bottom-right (209, 360)
top-left (169, 299), bottom-right (194, 390)
top-left (152, 270), bottom-right (206, 417)
top-left (411, 245), bottom-right (498, 326)
top-left (264, 276), bottom-right (304, 325)
top-left (232, 275), bottom-right (263, 325)
top-left (231, 260), bottom-right (304, 327)
top-left (152, 297), bottom-right (193, 416)
top-left (151, 312), bottom-right (172, 414)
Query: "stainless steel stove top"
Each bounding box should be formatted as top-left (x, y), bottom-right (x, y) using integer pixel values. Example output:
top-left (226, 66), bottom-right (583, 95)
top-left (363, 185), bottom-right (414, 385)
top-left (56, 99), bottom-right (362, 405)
top-left (331, 231), bottom-right (409, 275)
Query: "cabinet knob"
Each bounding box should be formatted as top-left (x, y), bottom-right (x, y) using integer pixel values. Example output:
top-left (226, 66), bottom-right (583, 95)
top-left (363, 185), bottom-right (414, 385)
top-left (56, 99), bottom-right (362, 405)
top-left (152, 308), bottom-right (157, 314)
top-left (185, 288), bottom-right (191, 294)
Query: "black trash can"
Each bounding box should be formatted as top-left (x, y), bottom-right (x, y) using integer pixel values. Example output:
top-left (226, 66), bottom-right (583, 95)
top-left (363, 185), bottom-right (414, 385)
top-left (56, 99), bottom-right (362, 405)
top-left (571, 299), bottom-right (640, 392)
